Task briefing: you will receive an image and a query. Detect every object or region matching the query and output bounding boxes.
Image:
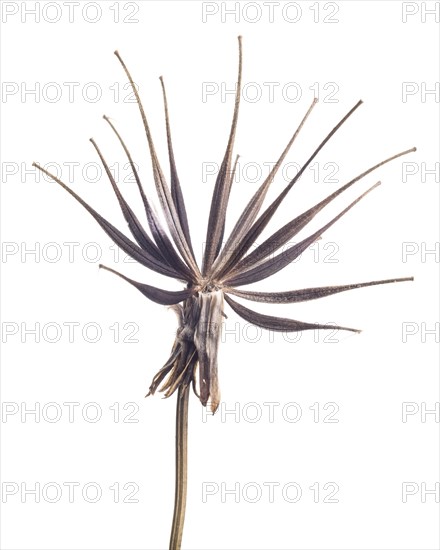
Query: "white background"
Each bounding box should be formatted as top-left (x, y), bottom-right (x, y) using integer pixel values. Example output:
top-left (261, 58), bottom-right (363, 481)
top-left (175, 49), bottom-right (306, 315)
top-left (1, 1), bottom-right (439, 549)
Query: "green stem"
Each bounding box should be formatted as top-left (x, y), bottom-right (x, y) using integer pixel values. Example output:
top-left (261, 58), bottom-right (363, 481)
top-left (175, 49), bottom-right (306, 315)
top-left (169, 383), bottom-right (190, 549)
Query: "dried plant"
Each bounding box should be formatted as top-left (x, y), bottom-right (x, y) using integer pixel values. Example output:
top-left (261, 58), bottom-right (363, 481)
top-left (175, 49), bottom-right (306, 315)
top-left (34, 36), bottom-right (415, 549)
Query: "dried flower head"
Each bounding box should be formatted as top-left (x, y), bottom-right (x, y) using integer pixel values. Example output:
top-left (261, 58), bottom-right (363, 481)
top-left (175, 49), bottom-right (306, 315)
top-left (33, 37), bottom-right (415, 416)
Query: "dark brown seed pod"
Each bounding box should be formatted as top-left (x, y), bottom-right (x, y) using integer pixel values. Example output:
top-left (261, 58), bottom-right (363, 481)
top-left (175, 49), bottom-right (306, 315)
top-left (33, 36), bottom-right (415, 550)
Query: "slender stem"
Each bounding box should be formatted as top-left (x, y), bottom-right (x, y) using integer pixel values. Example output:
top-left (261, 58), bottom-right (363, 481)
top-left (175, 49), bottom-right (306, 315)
top-left (169, 383), bottom-right (190, 549)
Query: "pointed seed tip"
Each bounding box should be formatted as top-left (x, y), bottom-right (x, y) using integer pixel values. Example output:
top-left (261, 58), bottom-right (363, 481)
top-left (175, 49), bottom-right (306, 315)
top-left (345, 327), bottom-right (362, 334)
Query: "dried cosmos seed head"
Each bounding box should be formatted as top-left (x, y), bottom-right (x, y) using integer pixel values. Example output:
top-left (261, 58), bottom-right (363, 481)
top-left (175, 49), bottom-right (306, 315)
top-left (33, 37), bottom-right (415, 413)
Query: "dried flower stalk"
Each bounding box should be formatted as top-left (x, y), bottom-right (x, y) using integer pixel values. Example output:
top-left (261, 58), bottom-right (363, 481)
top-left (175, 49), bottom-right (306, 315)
top-left (33, 36), bottom-right (415, 549)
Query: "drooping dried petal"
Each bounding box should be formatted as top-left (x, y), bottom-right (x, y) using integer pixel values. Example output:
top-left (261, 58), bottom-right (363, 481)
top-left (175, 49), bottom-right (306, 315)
top-left (147, 346), bottom-right (180, 396)
top-left (147, 298), bottom-right (200, 398)
top-left (163, 344), bottom-right (197, 397)
top-left (194, 290), bottom-right (224, 412)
